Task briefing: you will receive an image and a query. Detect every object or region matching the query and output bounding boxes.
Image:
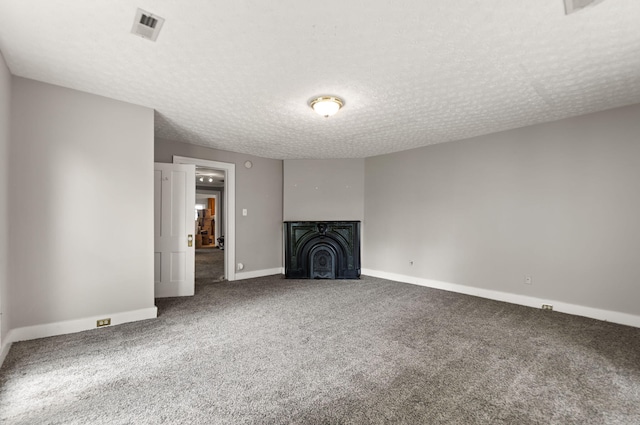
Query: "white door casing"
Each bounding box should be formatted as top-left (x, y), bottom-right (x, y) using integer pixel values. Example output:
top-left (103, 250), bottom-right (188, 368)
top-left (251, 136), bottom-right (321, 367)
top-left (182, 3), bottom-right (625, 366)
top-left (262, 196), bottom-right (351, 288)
top-left (173, 156), bottom-right (236, 281)
top-left (154, 163), bottom-right (196, 297)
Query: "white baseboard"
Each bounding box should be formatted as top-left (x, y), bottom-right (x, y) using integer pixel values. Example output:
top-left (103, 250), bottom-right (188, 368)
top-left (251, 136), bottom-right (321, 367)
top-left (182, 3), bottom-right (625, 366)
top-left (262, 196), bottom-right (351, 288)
top-left (361, 268), bottom-right (640, 329)
top-left (0, 337), bottom-right (12, 368)
top-left (0, 306), bottom-right (158, 368)
top-left (235, 267), bottom-right (284, 280)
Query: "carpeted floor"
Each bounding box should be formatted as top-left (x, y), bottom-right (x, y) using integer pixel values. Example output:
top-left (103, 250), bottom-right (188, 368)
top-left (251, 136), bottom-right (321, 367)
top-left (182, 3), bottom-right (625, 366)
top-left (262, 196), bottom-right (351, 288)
top-left (195, 247), bottom-right (225, 282)
top-left (1, 274), bottom-right (640, 424)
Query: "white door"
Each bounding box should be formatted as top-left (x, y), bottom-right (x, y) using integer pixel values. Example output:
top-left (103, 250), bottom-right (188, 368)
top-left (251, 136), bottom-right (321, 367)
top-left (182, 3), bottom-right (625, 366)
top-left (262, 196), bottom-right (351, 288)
top-left (154, 163), bottom-right (196, 297)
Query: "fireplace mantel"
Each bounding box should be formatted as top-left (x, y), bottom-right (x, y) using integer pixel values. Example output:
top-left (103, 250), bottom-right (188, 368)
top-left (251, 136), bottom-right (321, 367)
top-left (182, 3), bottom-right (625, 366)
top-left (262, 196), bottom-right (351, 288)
top-left (284, 221), bottom-right (361, 279)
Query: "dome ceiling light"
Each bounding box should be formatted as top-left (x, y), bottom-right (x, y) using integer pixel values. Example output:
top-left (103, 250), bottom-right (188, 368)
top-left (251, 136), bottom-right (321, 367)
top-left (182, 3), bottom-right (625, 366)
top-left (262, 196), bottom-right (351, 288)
top-left (310, 96), bottom-right (344, 118)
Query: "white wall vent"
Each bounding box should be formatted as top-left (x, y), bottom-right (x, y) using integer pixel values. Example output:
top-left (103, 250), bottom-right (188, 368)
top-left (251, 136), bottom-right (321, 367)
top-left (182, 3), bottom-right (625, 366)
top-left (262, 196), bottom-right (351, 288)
top-left (564, 0), bottom-right (606, 15)
top-left (131, 8), bottom-right (165, 41)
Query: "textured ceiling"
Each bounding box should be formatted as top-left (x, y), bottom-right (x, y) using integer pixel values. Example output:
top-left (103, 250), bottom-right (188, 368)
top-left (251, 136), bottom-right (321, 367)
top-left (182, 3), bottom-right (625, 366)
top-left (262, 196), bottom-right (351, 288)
top-left (1, 0), bottom-right (639, 159)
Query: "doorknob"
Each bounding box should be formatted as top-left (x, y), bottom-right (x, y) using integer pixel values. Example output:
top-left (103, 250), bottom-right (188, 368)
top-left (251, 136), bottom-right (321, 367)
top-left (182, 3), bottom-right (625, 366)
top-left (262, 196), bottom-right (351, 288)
top-left (188, 234), bottom-right (193, 247)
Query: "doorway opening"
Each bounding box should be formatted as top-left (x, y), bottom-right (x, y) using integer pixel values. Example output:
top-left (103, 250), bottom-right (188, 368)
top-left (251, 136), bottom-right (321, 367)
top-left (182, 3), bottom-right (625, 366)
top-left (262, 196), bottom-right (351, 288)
top-left (195, 167), bottom-right (224, 282)
top-left (173, 156), bottom-right (236, 282)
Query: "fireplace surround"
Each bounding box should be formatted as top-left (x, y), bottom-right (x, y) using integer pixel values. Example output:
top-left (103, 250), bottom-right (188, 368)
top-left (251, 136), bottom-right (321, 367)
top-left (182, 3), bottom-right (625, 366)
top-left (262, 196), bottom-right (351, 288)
top-left (284, 221), bottom-right (361, 279)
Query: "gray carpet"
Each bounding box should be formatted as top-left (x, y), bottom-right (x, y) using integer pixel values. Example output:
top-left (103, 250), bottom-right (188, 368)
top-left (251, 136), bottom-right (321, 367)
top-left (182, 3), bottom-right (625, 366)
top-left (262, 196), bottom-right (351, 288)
top-left (1, 275), bottom-right (640, 424)
top-left (195, 247), bottom-right (225, 282)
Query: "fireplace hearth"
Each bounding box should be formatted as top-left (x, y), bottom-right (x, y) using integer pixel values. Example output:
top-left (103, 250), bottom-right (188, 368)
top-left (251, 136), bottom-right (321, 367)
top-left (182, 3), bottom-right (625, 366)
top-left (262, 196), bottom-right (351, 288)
top-left (284, 221), bottom-right (360, 279)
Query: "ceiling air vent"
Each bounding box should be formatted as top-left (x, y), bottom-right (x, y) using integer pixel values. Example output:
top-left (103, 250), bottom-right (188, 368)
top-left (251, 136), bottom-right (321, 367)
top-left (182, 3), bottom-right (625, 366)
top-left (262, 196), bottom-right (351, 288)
top-left (564, 0), bottom-right (606, 15)
top-left (131, 8), bottom-right (165, 41)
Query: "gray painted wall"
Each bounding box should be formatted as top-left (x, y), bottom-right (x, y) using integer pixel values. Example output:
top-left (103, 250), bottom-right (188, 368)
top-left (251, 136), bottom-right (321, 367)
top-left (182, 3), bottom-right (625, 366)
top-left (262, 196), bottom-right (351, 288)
top-left (9, 77), bottom-right (155, 328)
top-left (0, 52), bottom-right (10, 342)
top-left (155, 138), bottom-right (283, 273)
top-left (364, 104), bottom-right (640, 317)
top-left (283, 159), bottom-right (365, 221)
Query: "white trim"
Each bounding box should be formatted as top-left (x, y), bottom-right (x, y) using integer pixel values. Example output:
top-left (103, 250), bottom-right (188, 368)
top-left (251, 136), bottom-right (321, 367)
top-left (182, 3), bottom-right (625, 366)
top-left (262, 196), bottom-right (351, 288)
top-left (173, 156), bottom-right (236, 281)
top-left (7, 307), bottom-right (158, 343)
top-left (0, 307), bottom-right (158, 368)
top-left (361, 268), bottom-right (640, 329)
top-left (0, 338), bottom-right (11, 368)
top-left (235, 267), bottom-right (284, 280)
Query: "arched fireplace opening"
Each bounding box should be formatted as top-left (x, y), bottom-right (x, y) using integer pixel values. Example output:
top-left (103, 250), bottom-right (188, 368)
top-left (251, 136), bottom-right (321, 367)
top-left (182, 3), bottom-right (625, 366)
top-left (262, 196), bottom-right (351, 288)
top-left (309, 244), bottom-right (337, 279)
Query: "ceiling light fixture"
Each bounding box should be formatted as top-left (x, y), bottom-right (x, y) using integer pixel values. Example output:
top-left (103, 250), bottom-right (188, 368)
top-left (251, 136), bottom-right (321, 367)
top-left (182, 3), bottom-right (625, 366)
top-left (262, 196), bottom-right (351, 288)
top-left (209, 178), bottom-right (213, 182)
top-left (199, 177), bottom-right (204, 182)
top-left (310, 96), bottom-right (344, 117)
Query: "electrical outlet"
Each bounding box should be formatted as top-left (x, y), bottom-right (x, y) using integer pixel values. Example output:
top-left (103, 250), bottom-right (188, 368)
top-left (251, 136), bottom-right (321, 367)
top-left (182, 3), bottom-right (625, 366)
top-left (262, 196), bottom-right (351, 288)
top-left (524, 276), bottom-right (533, 285)
top-left (97, 318), bottom-right (111, 327)
top-left (541, 304), bottom-right (553, 311)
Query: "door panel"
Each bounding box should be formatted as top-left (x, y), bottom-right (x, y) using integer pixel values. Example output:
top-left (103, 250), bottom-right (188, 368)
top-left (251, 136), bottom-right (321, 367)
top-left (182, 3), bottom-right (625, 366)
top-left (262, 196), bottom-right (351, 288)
top-left (154, 163), bottom-right (195, 297)
top-left (170, 170), bottom-right (186, 237)
top-left (170, 252), bottom-right (186, 282)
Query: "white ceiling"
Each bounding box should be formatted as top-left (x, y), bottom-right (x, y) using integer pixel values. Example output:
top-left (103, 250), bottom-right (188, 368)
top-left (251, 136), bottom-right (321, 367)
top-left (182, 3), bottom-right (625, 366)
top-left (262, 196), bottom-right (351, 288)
top-left (1, 0), bottom-right (639, 160)
top-left (196, 167), bottom-right (224, 187)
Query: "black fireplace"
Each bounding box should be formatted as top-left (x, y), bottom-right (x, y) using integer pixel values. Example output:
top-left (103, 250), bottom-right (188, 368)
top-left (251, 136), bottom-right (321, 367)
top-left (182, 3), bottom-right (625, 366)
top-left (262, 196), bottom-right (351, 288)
top-left (284, 221), bottom-right (360, 279)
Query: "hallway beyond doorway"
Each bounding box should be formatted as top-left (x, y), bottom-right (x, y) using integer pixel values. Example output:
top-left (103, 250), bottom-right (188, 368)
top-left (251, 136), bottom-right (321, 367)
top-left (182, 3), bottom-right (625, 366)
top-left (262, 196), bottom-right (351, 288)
top-left (195, 248), bottom-right (225, 285)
